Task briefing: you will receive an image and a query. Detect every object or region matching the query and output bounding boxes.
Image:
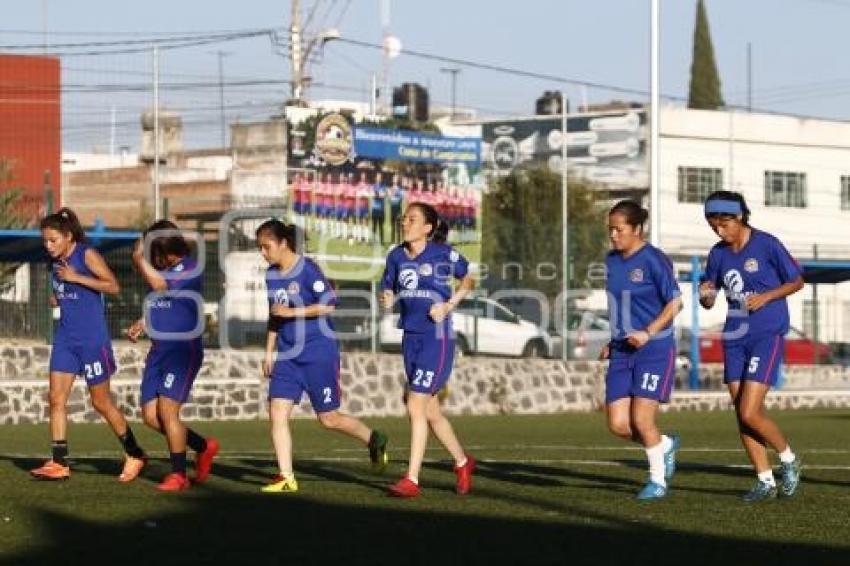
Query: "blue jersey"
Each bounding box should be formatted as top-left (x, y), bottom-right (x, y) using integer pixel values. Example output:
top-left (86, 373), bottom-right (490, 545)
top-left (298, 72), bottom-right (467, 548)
top-left (702, 229), bottom-right (802, 343)
top-left (372, 184), bottom-right (387, 212)
top-left (147, 257), bottom-right (203, 352)
top-left (605, 243), bottom-right (681, 357)
top-left (51, 243), bottom-right (110, 345)
top-left (266, 256), bottom-right (338, 352)
top-left (389, 188), bottom-right (404, 212)
top-left (381, 242), bottom-right (469, 334)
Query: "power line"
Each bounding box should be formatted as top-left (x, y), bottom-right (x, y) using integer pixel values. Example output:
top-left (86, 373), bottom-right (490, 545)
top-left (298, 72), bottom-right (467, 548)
top-left (0, 30), bottom-right (272, 50)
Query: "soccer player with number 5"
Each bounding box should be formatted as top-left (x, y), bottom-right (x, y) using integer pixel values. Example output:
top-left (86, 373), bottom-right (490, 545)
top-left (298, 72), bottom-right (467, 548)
top-left (380, 203), bottom-right (476, 498)
top-left (602, 200), bottom-right (682, 500)
top-left (700, 191), bottom-right (803, 502)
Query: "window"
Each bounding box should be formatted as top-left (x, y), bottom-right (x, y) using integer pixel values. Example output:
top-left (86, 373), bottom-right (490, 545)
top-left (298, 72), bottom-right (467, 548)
top-left (677, 166), bottom-right (723, 203)
top-left (764, 171), bottom-right (807, 208)
top-left (841, 176), bottom-right (850, 210)
top-left (491, 304), bottom-right (518, 324)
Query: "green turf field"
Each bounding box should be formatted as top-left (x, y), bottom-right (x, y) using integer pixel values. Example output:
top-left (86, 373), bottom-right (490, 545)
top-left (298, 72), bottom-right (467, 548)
top-left (2, 410), bottom-right (849, 565)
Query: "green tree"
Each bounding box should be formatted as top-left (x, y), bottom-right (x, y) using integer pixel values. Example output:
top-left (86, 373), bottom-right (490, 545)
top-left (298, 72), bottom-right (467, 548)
top-left (688, 0), bottom-right (725, 110)
top-left (481, 165), bottom-right (609, 300)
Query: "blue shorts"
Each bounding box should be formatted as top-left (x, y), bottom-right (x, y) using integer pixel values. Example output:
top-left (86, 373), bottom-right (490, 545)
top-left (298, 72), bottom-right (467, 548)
top-left (402, 332), bottom-right (454, 395)
top-left (723, 334), bottom-right (784, 386)
top-left (605, 346), bottom-right (676, 404)
top-left (269, 348), bottom-right (341, 413)
top-left (357, 207), bottom-right (369, 219)
top-left (141, 343), bottom-right (204, 405)
top-left (49, 340), bottom-right (115, 386)
top-left (293, 202), bottom-right (304, 214)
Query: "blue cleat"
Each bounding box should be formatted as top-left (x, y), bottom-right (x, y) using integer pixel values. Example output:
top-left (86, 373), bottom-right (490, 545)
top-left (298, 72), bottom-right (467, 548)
top-left (636, 481), bottom-right (667, 501)
top-left (780, 459), bottom-right (802, 498)
top-left (742, 480), bottom-right (777, 503)
top-left (664, 434), bottom-right (681, 481)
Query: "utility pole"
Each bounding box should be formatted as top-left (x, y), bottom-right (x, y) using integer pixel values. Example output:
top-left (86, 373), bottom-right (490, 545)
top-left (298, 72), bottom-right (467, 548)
top-left (213, 50), bottom-right (232, 147)
top-left (440, 67), bottom-right (461, 120)
top-left (152, 45), bottom-right (161, 219)
top-left (747, 42), bottom-right (753, 112)
top-left (290, 0), bottom-right (305, 103)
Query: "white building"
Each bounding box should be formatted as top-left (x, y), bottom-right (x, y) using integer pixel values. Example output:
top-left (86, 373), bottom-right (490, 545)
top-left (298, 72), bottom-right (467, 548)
top-left (657, 106), bottom-right (850, 342)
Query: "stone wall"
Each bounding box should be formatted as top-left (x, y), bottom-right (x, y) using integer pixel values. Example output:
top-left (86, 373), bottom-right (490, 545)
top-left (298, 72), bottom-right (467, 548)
top-left (2, 340), bottom-right (849, 424)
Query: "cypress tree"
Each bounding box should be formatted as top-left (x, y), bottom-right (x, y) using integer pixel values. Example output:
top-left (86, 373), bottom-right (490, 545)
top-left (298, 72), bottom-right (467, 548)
top-left (688, 0), bottom-right (725, 109)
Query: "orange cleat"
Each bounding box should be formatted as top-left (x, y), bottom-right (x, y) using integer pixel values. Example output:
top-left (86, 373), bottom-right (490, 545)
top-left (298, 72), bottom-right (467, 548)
top-left (454, 455), bottom-right (476, 495)
top-left (118, 455), bottom-right (147, 483)
top-left (157, 473), bottom-right (191, 492)
top-left (387, 477), bottom-right (421, 498)
top-left (30, 460), bottom-right (70, 481)
top-left (194, 437), bottom-right (219, 483)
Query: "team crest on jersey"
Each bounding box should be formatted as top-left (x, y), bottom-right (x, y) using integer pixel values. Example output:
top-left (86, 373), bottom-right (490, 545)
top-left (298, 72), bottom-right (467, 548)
top-left (418, 263), bottom-right (433, 276)
top-left (399, 268), bottom-right (419, 290)
top-left (173, 263), bottom-right (185, 273)
top-left (274, 288), bottom-right (289, 305)
top-left (629, 268), bottom-right (644, 283)
top-left (312, 280), bottom-right (326, 293)
top-left (744, 258), bottom-right (759, 273)
top-left (449, 250), bottom-right (460, 263)
top-left (287, 282), bottom-right (300, 294)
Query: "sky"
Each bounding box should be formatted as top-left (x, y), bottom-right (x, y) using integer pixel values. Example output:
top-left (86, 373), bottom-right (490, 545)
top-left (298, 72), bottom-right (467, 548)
top-left (4, 0), bottom-right (848, 151)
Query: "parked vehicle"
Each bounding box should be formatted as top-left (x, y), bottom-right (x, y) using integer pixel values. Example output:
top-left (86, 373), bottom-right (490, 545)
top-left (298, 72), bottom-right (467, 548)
top-left (379, 296), bottom-right (554, 358)
top-left (697, 325), bottom-right (832, 365)
top-left (550, 310), bottom-right (611, 360)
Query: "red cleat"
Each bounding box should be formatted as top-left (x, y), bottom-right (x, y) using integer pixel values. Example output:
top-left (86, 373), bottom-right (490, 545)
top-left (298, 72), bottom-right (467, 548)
top-left (387, 477), bottom-right (421, 498)
top-left (194, 437), bottom-right (219, 483)
top-left (157, 473), bottom-right (191, 492)
top-left (454, 455), bottom-right (476, 495)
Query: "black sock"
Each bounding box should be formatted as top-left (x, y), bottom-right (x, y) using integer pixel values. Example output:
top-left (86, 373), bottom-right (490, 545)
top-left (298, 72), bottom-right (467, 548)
top-left (52, 441), bottom-right (68, 466)
top-left (118, 427), bottom-right (145, 459)
top-left (186, 429), bottom-right (208, 453)
top-left (170, 452), bottom-right (187, 475)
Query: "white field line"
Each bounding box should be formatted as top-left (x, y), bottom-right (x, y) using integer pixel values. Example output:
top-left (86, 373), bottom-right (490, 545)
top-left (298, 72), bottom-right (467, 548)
top-left (6, 444), bottom-right (850, 456)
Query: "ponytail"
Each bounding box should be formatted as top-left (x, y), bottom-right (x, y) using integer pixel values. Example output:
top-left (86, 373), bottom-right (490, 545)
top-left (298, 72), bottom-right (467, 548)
top-left (40, 207), bottom-right (87, 243)
top-left (408, 202), bottom-right (449, 244)
top-left (255, 218), bottom-right (305, 253)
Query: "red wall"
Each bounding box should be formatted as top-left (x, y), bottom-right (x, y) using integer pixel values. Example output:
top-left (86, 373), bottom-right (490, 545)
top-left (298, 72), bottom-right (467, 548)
top-left (0, 54), bottom-right (61, 222)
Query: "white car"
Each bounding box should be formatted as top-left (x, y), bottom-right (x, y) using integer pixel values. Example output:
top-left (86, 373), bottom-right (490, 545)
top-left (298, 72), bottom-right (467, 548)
top-left (379, 296), bottom-right (553, 358)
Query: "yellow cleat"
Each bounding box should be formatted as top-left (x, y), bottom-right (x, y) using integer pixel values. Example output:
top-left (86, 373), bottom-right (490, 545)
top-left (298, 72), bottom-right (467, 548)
top-left (261, 475), bottom-right (299, 494)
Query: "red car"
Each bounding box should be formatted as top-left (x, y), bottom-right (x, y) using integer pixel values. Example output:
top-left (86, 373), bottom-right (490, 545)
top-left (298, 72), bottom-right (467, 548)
top-left (698, 326), bottom-right (832, 365)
